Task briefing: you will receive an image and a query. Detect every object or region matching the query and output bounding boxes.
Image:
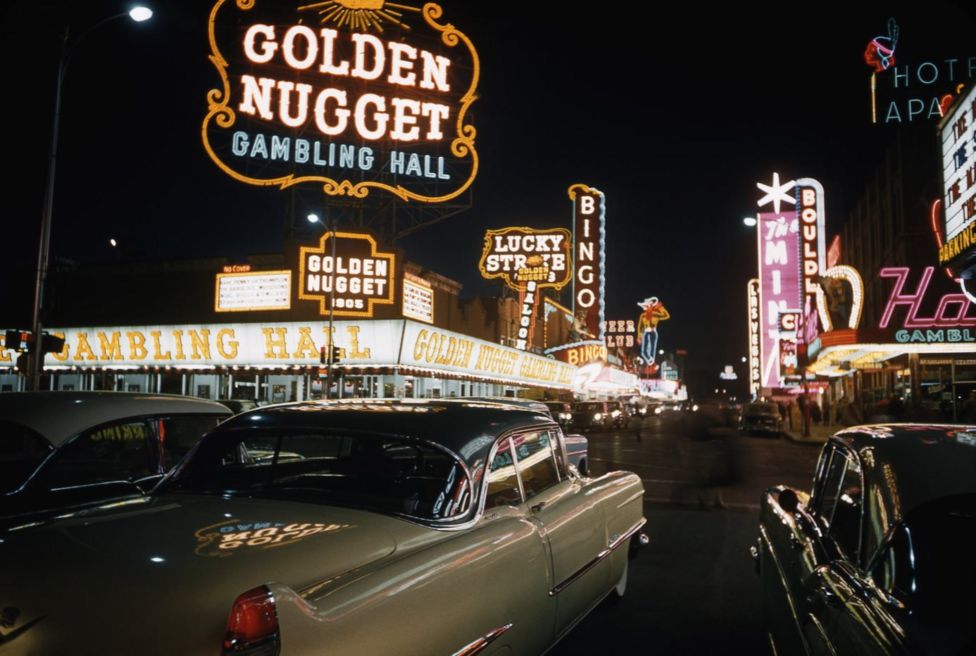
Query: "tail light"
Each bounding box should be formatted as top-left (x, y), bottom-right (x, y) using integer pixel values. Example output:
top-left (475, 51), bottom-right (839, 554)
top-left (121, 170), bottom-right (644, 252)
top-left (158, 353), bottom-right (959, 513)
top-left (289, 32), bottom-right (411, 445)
top-left (223, 585), bottom-right (281, 655)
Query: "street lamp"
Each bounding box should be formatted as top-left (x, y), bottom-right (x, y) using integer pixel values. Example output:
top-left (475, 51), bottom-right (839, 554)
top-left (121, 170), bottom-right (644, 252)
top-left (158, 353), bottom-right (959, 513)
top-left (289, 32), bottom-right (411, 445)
top-left (29, 6), bottom-right (153, 391)
top-left (308, 212), bottom-right (336, 399)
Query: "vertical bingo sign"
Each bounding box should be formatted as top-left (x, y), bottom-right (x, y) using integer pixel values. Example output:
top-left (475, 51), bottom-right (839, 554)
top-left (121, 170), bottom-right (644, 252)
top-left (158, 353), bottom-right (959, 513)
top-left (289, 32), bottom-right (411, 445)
top-left (569, 184), bottom-right (606, 340)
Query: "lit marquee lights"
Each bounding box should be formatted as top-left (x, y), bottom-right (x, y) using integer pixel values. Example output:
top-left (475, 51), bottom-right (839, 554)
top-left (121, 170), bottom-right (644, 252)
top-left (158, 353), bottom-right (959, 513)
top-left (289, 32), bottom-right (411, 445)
top-left (202, 0), bottom-right (479, 203)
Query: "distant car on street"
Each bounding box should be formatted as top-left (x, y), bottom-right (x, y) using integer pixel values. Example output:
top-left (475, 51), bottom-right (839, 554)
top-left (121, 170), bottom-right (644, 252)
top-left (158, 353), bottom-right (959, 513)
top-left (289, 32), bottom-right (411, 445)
top-left (738, 401), bottom-right (782, 436)
top-left (753, 424), bottom-right (976, 656)
top-left (0, 392), bottom-right (230, 526)
top-left (544, 400), bottom-right (574, 429)
top-left (0, 399), bottom-right (645, 655)
top-left (572, 401), bottom-right (611, 431)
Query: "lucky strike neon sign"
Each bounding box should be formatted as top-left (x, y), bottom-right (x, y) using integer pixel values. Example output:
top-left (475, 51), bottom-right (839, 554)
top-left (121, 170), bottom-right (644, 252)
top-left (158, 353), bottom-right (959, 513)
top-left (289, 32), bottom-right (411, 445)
top-left (203, 0), bottom-right (479, 203)
top-left (478, 227), bottom-right (572, 292)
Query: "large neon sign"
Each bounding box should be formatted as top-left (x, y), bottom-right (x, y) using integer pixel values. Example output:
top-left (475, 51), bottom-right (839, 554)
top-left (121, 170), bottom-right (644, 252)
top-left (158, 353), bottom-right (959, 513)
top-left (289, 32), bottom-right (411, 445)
top-left (298, 232), bottom-right (395, 317)
top-left (879, 266), bottom-right (976, 329)
top-left (756, 173), bottom-right (801, 389)
top-left (478, 227), bottom-right (572, 292)
top-left (569, 184), bottom-right (606, 340)
top-left (938, 85), bottom-right (976, 269)
top-left (203, 0), bottom-right (479, 203)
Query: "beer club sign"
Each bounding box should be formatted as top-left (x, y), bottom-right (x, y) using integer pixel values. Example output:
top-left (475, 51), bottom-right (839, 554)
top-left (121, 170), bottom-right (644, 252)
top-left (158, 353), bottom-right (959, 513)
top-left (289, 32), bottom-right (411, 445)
top-left (203, 0), bottom-right (479, 203)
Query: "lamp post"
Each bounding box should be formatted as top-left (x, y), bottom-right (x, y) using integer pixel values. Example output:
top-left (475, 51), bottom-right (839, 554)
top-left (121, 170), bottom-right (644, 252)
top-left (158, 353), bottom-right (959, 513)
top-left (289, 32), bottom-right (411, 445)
top-left (29, 6), bottom-right (153, 391)
top-left (308, 212), bottom-right (336, 399)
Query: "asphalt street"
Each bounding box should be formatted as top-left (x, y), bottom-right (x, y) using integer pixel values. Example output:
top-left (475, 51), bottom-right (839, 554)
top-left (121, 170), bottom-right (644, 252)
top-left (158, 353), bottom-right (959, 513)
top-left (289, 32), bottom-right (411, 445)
top-left (549, 411), bottom-right (822, 655)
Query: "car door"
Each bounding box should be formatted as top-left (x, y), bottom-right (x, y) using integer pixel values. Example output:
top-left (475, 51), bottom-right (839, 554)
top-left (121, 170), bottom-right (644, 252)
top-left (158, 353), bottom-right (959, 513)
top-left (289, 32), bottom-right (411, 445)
top-left (799, 445), bottom-right (865, 655)
top-left (511, 428), bottom-right (609, 638)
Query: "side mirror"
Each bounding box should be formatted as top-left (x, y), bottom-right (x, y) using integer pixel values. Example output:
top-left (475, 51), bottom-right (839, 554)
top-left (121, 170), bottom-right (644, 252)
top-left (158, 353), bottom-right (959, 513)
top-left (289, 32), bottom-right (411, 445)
top-left (778, 488), bottom-right (800, 513)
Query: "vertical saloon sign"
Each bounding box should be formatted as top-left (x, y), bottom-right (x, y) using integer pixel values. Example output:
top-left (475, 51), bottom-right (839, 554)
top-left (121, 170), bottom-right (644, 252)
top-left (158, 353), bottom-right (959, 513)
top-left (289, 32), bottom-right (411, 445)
top-left (203, 1), bottom-right (479, 203)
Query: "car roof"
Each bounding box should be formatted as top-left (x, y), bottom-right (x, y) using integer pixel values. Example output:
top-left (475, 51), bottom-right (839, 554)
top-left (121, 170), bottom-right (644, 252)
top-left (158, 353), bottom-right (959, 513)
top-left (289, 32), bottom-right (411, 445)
top-left (216, 398), bottom-right (556, 470)
top-left (0, 392), bottom-right (232, 446)
top-left (833, 424), bottom-right (976, 514)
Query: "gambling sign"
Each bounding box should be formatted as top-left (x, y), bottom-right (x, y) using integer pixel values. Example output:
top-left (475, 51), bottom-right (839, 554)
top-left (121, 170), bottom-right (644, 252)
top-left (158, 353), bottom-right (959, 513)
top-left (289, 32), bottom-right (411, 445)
top-left (478, 227), bottom-right (572, 291)
top-left (298, 232), bottom-right (395, 317)
top-left (203, 0), bottom-right (479, 203)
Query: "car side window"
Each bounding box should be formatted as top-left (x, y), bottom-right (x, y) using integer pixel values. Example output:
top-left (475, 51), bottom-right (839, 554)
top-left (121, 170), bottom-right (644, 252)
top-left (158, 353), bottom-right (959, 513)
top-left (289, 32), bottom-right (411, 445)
top-left (549, 429), bottom-right (569, 479)
top-left (42, 419), bottom-right (155, 489)
top-left (158, 414), bottom-right (227, 471)
top-left (485, 437), bottom-right (522, 508)
top-left (815, 448), bottom-right (863, 560)
top-left (514, 430), bottom-right (560, 501)
top-left (0, 421), bottom-right (54, 494)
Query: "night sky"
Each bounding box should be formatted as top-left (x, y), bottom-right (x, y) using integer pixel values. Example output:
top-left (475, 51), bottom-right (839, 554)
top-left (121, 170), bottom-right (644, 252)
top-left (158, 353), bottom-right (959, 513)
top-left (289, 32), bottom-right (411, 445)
top-left (3, 1), bottom-right (975, 394)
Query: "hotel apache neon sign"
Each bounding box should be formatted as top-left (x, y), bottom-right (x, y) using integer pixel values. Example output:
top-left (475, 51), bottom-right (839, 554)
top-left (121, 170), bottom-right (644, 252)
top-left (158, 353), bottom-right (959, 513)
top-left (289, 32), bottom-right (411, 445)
top-left (202, 0), bottom-right (479, 203)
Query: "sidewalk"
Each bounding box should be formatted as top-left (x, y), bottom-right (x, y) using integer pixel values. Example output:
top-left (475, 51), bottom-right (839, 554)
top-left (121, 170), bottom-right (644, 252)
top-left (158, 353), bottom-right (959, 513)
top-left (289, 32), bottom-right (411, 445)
top-left (782, 423), bottom-right (842, 445)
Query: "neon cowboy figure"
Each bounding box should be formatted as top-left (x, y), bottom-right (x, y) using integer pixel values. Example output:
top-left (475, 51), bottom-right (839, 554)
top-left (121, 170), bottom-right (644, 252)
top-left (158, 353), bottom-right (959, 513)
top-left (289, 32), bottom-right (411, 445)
top-left (637, 297), bottom-right (670, 364)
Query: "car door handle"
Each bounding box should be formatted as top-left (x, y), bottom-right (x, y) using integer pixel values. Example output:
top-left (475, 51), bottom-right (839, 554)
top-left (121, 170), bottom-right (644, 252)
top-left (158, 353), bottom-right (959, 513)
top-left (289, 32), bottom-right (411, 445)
top-left (530, 501), bottom-right (546, 513)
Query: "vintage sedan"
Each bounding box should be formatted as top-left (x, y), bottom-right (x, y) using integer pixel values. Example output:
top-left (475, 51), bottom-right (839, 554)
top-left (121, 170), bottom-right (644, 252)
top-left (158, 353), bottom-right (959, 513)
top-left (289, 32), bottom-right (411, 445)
top-left (0, 391), bottom-right (230, 526)
top-left (753, 424), bottom-right (976, 656)
top-left (738, 401), bottom-right (782, 436)
top-left (0, 399), bottom-right (646, 655)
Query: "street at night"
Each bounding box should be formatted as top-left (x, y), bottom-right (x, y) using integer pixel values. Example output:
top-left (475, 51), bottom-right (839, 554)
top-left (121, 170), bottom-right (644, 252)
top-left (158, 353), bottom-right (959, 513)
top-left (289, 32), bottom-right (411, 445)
top-left (2, 1), bottom-right (976, 654)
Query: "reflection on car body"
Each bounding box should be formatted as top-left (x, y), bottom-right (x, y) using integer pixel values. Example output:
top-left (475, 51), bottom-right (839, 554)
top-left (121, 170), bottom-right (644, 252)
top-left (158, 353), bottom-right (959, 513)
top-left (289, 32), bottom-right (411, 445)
top-left (0, 399), bottom-right (645, 655)
top-left (0, 391), bottom-right (230, 526)
top-left (754, 424), bottom-right (976, 656)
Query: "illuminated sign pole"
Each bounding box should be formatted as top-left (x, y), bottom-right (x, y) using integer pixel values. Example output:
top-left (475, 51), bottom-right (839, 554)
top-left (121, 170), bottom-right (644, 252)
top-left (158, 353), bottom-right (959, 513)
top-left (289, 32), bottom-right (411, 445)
top-left (479, 227), bottom-right (572, 351)
top-left (747, 279), bottom-right (761, 398)
top-left (756, 173), bottom-right (801, 391)
top-left (569, 184), bottom-right (606, 340)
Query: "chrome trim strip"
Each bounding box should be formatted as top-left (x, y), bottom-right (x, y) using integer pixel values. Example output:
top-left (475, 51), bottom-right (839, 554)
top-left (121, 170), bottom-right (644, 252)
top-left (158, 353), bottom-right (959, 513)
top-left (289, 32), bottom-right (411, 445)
top-left (548, 517), bottom-right (646, 597)
top-left (451, 623), bottom-right (514, 656)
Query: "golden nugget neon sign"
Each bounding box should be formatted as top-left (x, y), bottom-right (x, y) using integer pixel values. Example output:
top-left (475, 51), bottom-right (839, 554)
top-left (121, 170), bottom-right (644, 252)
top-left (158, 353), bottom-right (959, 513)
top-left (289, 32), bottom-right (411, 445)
top-left (203, 0), bottom-right (479, 203)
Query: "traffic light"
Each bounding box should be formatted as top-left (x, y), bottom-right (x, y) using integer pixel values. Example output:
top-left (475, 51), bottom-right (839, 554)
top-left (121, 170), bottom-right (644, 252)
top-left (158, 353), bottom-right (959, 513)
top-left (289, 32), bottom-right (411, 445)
top-left (40, 332), bottom-right (65, 354)
top-left (319, 345), bottom-right (342, 364)
top-left (4, 329), bottom-right (33, 352)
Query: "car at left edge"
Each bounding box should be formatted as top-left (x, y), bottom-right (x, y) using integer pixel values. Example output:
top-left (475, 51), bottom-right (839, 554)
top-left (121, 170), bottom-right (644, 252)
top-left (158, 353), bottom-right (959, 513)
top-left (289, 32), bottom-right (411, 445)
top-left (0, 391), bottom-right (231, 527)
top-left (0, 398), bottom-right (646, 655)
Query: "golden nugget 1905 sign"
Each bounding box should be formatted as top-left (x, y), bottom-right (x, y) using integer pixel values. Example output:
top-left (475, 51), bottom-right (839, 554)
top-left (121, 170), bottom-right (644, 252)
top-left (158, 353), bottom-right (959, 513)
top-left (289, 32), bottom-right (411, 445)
top-left (203, 1), bottom-right (479, 203)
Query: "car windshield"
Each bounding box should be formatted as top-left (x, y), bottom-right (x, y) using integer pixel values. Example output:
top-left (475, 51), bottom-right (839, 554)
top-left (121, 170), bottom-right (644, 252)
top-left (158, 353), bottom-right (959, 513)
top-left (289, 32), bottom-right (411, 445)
top-left (159, 428), bottom-right (473, 522)
top-left (0, 421), bottom-right (55, 494)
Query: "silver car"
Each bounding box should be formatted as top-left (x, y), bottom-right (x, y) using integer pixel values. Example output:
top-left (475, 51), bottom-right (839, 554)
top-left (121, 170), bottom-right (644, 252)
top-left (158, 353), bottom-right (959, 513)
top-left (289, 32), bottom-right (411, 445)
top-left (1, 391), bottom-right (230, 525)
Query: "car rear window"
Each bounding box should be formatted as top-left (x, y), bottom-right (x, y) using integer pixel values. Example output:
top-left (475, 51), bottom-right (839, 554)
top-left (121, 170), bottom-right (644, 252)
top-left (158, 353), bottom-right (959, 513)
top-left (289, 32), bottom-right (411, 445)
top-left (0, 421), bottom-right (54, 494)
top-left (163, 428), bottom-right (472, 522)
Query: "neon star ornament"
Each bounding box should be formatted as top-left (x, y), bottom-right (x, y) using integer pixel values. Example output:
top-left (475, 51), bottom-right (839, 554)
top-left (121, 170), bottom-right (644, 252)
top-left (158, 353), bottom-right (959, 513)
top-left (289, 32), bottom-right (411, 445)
top-left (756, 173), bottom-right (796, 214)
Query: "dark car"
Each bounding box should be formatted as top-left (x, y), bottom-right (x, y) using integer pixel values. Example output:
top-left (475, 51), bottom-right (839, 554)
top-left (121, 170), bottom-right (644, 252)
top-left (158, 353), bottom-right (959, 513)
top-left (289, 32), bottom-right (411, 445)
top-left (738, 401), bottom-right (782, 436)
top-left (544, 401), bottom-right (574, 429)
top-left (608, 401), bottom-right (631, 429)
top-left (0, 392), bottom-right (230, 525)
top-left (572, 401), bottom-right (611, 431)
top-left (753, 424), bottom-right (976, 656)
